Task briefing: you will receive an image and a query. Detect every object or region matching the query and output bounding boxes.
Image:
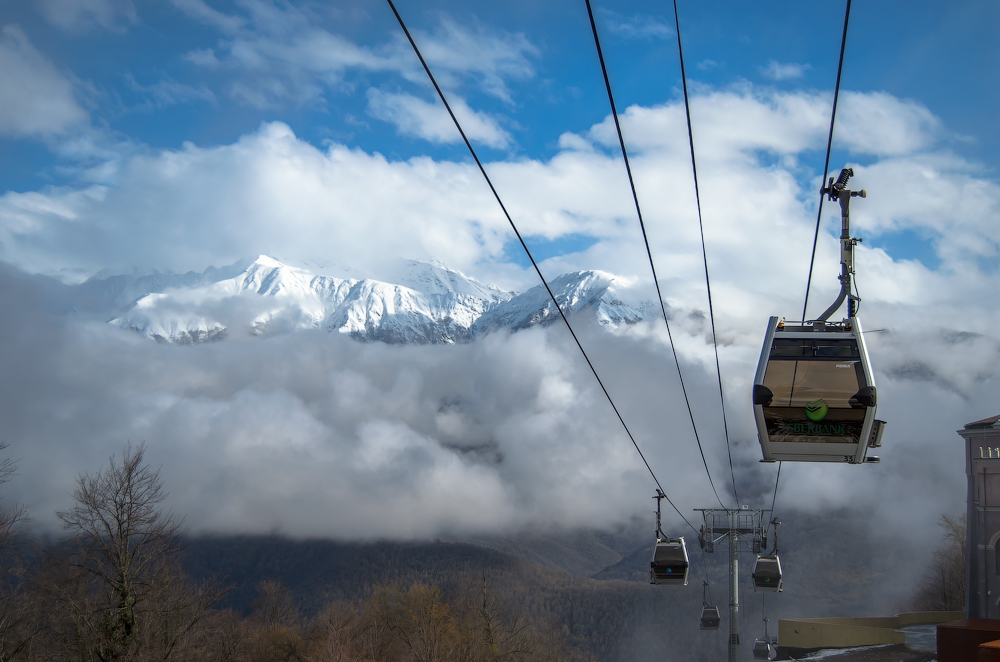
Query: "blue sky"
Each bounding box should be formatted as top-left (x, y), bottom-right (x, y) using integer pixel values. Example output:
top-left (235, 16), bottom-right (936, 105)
top-left (3, 0), bottom-right (997, 201)
top-left (1, 0), bottom-right (997, 287)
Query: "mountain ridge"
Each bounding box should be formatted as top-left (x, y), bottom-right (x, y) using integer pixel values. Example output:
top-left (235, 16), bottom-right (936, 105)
top-left (93, 256), bottom-right (652, 345)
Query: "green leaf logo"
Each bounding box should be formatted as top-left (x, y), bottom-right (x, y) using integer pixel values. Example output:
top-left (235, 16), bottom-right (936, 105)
top-left (805, 399), bottom-right (829, 421)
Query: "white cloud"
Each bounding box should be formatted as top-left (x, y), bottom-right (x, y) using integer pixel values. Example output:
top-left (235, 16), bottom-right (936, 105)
top-left (850, 154), bottom-right (1000, 265)
top-left (836, 91), bottom-right (941, 156)
top-left (366, 89), bottom-right (512, 148)
top-left (169, 0), bottom-right (245, 34)
top-left (0, 85), bottom-right (984, 299)
top-left (0, 257), bottom-right (984, 555)
top-left (598, 10), bottom-right (673, 40)
top-left (37, 0), bottom-right (137, 32)
top-left (400, 16), bottom-right (538, 103)
top-left (0, 287), bottom-right (717, 537)
top-left (183, 47), bottom-right (222, 68)
top-left (761, 60), bottom-right (811, 81)
top-left (0, 24), bottom-right (88, 137)
top-left (585, 86), bottom-right (831, 158)
top-left (126, 75), bottom-right (217, 110)
top-left (556, 132), bottom-right (595, 152)
top-left (177, 1), bottom-right (400, 108)
top-left (0, 121), bottom-right (514, 281)
top-left (0, 82), bottom-right (995, 579)
top-left (175, 2), bottom-right (537, 108)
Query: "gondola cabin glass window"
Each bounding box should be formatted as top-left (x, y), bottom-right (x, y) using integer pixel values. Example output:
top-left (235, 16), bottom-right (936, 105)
top-left (761, 338), bottom-right (868, 444)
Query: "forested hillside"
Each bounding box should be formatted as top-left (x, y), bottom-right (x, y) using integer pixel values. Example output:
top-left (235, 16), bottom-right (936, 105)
top-left (183, 537), bottom-right (724, 661)
top-left (181, 507), bottom-right (913, 662)
top-left (0, 443), bottom-right (935, 662)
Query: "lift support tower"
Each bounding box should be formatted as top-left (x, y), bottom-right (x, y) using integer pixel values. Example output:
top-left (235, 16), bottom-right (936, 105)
top-left (695, 507), bottom-right (773, 662)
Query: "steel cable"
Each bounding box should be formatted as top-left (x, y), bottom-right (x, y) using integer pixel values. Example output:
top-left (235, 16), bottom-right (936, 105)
top-left (668, 0), bottom-right (742, 506)
top-left (769, 462), bottom-right (781, 521)
top-left (584, 0), bottom-right (727, 510)
top-left (780, 0), bottom-right (852, 529)
top-left (384, 0), bottom-right (698, 535)
top-left (802, 0), bottom-right (853, 322)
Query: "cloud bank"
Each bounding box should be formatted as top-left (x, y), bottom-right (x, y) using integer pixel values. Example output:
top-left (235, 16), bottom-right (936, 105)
top-left (0, 85), bottom-right (995, 584)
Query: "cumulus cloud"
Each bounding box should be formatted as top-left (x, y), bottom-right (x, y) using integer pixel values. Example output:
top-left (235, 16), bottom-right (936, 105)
top-left (836, 91), bottom-right (942, 156)
top-left (0, 85), bottom-right (994, 307)
top-left (760, 60), bottom-right (811, 81)
top-left (366, 89), bottom-right (512, 148)
top-left (0, 83), bottom-right (996, 562)
top-left (37, 0), bottom-right (137, 33)
top-left (0, 121), bottom-right (517, 282)
top-left (0, 24), bottom-right (88, 137)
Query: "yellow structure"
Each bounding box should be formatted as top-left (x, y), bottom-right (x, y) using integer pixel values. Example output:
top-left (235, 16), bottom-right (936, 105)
top-left (778, 611), bottom-right (964, 650)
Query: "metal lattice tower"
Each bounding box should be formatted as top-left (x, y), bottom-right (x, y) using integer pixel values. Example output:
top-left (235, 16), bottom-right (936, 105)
top-left (695, 508), bottom-right (773, 662)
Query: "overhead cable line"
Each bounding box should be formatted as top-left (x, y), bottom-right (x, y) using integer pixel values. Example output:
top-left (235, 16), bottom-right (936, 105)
top-left (802, 0), bottom-right (853, 322)
top-left (668, 0), bottom-right (742, 505)
top-left (584, 0), bottom-right (726, 511)
top-left (383, 0), bottom-right (698, 535)
top-left (778, 0), bottom-right (851, 526)
top-left (768, 462), bottom-right (781, 530)
top-left (701, 552), bottom-right (714, 601)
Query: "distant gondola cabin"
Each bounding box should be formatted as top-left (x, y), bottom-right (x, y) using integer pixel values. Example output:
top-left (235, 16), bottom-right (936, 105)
top-left (649, 538), bottom-right (689, 586)
top-left (752, 555), bottom-right (783, 592)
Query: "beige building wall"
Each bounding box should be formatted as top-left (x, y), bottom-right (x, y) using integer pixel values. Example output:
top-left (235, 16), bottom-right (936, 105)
top-left (778, 611), bottom-right (963, 649)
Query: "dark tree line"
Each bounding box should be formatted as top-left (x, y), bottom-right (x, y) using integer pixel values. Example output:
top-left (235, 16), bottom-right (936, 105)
top-left (0, 440), bottom-right (961, 662)
top-left (0, 444), bottom-right (585, 662)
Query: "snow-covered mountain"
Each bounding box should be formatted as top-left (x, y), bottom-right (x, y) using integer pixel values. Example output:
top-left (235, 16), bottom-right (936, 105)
top-left (92, 256), bottom-right (651, 345)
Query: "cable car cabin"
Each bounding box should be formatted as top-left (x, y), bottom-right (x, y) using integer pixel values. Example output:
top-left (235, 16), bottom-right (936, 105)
top-left (649, 537), bottom-right (689, 585)
top-left (752, 639), bottom-right (774, 660)
top-left (752, 556), bottom-right (783, 592)
top-left (700, 606), bottom-right (721, 630)
top-left (753, 316), bottom-right (886, 464)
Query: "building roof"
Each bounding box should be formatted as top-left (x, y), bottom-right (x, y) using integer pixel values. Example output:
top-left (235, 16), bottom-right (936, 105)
top-left (966, 415), bottom-right (1000, 429)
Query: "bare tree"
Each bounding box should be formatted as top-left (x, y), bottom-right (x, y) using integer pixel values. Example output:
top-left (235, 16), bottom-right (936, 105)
top-left (376, 583), bottom-right (457, 662)
top-left (305, 602), bottom-right (358, 662)
top-left (0, 444), bottom-right (25, 552)
top-left (0, 442), bottom-right (35, 662)
top-left (45, 442), bottom-right (221, 661)
top-left (252, 580), bottom-right (300, 630)
top-left (457, 572), bottom-right (537, 662)
top-left (912, 513), bottom-right (966, 611)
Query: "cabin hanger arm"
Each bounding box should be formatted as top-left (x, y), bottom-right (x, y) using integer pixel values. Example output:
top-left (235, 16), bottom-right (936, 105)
top-left (817, 168), bottom-right (867, 321)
